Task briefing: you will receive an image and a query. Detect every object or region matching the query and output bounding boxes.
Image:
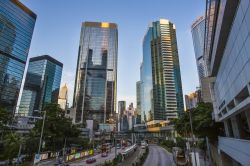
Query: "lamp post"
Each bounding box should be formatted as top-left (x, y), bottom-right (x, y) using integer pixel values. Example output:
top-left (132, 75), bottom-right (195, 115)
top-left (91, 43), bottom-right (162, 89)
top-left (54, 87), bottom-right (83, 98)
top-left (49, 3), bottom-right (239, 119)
top-left (33, 110), bottom-right (47, 165)
top-left (188, 109), bottom-right (197, 166)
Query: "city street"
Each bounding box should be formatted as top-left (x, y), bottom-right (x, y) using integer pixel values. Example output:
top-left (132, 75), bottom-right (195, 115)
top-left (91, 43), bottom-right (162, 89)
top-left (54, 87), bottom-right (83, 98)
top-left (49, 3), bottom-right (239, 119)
top-left (144, 145), bottom-right (175, 166)
top-left (70, 147), bottom-right (123, 166)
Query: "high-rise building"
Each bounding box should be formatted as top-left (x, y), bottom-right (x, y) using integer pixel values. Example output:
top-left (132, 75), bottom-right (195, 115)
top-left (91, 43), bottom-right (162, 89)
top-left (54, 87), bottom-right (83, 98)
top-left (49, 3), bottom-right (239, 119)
top-left (126, 103), bottom-right (136, 130)
top-left (19, 55), bottom-right (63, 116)
top-left (191, 16), bottom-right (206, 82)
top-left (136, 81), bottom-right (141, 124)
top-left (0, 0), bottom-right (36, 112)
top-left (73, 22), bottom-right (118, 125)
top-left (191, 16), bottom-right (212, 103)
top-left (58, 84), bottom-right (68, 111)
top-left (118, 101), bottom-right (126, 119)
top-left (118, 101), bottom-right (126, 131)
top-left (185, 90), bottom-right (201, 110)
top-left (140, 19), bottom-right (184, 122)
top-left (204, 0), bottom-right (250, 165)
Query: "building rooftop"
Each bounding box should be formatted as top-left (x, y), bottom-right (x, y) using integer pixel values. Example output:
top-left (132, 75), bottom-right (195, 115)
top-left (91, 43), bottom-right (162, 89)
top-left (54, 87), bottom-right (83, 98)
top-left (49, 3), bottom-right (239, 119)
top-left (29, 55), bottom-right (63, 67)
top-left (11, 0), bottom-right (37, 19)
top-left (83, 21), bottom-right (117, 29)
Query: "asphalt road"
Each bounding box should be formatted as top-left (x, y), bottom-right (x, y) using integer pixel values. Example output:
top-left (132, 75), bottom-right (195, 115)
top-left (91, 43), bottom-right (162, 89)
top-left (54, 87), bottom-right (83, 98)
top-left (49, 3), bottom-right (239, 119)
top-left (70, 147), bottom-right (124, 166)
top-left (144, 145), bottom-right (175, 166)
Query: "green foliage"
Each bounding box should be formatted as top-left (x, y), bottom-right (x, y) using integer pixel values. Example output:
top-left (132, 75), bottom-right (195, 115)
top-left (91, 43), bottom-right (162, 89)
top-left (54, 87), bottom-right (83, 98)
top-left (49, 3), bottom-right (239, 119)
top-left (0, 107), bottom-right (12, 132)
top-left (29, 103), bottom-right (81, 152)
top-left (161, 139), bottom-right (175, 150)
top-left (176, 137), bottom-right (186, 149)
top-left (2, 133), bottom-right (21, 160)
top-left (173, 102), bottom-right (224, 143)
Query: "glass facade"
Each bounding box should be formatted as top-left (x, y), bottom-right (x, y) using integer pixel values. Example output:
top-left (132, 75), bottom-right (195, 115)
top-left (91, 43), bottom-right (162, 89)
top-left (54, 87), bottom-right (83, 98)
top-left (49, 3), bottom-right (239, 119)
top-left (73, 22), bottom-right (118, 124)
top-left (136, 81), bottom-right (141, 124)
top-left (191, 16), bottom-right (206, 82)
top-left (0, 0), bottom-right (36, 112)
top-left (140, 19), bottom-right (184, 122)
top-left (19, 55), bottom-right (63, 116)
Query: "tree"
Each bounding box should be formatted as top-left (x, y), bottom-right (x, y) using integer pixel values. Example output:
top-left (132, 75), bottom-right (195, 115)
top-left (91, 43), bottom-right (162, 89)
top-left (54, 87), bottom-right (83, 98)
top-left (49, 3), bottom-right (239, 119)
top-left (29, 103), bottom-right (81, 153)
top-left (2, 133), bottom-right (21, 161)
top-left (173, 102), bottom-right (224, 143)
top-left (0, 107), bottom-right (12, 135)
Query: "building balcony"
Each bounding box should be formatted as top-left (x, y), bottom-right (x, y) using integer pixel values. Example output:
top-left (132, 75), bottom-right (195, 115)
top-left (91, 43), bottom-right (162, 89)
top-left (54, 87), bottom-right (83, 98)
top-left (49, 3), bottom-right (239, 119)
top-left (218, 136), bottom-right (250, 165)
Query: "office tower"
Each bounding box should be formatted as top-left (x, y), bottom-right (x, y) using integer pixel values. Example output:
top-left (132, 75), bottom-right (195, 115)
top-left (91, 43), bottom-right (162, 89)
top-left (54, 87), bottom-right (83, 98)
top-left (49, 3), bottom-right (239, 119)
top-left (0, 0), bottom-right (36, 112)
top-left (191, 16), bottom-right (212, 103)
top-left (204, 0), bottom-right (250, 165)
top-left (126, 103), bottom-right (136, 130)
top-left (185, 90), bottom-right (201, 110)
top-left (140, 19), bottom-right (184, 122)
top-left (191, 16), bottom-right (206, 82)
top-left (136, 81), bottom-right (141, 124)
top-left (19, 55), bottom-right (63, 116)
top-left (118, 101), bottom-right (126, 131)
top-left (118, 101), bottom-right (126, 119)
top-left (58, 84), bottom-right (68, 111)
top-left (73, 22), bottom-right (118, 125)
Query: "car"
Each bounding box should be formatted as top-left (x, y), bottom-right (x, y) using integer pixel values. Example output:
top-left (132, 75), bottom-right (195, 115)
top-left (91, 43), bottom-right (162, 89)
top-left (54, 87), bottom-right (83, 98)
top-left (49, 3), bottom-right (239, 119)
top-left (101, 152), bottom-right (108, 157)
top-left (86, 158), bottom-right (96, 164)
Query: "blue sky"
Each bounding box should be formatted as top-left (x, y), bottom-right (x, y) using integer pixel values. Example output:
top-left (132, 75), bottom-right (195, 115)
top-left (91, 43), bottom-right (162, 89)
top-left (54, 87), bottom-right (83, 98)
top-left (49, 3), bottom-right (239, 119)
top-left (20, 0), bottom-right (205, 107)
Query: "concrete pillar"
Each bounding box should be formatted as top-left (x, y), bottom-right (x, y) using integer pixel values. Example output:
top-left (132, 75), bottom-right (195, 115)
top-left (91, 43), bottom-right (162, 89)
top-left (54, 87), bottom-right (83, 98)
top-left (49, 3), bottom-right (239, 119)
top-left (245, 110), bottom-right (250, 131)
top-left (224, 121), bottom-right (230, 137)
top-left (231, 116), bottom-right (240, 138)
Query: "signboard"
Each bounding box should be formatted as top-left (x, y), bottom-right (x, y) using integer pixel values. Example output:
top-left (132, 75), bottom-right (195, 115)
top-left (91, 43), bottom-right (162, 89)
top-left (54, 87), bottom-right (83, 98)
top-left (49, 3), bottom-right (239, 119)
top-left (34, 154), bottom-right (41, 164)
top-left (41, 153), bottom-right (48, 160)
top-left (75, 153), bottom-right (80, 159)
top-left (80, 152), bottom-right (85, 157)
top-left (89, 149), bottom-right (94, 155)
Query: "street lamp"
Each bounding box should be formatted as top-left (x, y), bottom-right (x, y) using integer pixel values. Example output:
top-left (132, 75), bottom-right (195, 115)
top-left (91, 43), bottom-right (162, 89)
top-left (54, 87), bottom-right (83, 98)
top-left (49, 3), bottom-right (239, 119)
top-left (33, 110), bottom-right (47, 165)
top-left (188, 109), bottom-right (198, 166)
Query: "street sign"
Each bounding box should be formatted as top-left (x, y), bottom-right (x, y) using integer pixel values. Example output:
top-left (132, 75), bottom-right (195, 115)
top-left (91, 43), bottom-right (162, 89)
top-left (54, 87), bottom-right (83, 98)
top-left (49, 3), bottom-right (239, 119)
top-left (34, 154), bottom-right (41, 164)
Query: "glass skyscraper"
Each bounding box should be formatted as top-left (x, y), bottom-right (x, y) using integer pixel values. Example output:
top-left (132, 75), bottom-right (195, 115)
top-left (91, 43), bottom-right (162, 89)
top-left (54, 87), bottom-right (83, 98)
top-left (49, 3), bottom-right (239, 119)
top-left (0, 0), bottom-right (36, 112)
top-left (191, 16), bottom-right (206, 82)
top-left (19, 55), bottom-right (63, 116)
top-left (136, 81), bottom-right (141, 124)
top-left (140, 19), bottom-right (184, 121)
top-left (73, 22), bottom-right (118, 125)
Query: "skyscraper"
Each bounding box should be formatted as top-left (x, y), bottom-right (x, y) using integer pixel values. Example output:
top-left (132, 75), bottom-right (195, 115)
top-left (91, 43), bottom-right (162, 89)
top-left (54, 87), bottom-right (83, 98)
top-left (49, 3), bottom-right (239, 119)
top-left (191, 16), bottom-right (206, 82)
top-left (118, 101), bottom-right (126, 132)
top-left (204, 0), bottom-right (250, 165)
top-left (185, 91), bottom-right (201, 110)
top-left (73, 22), bottom-right (118, 125)
top-left (191, 16), bottom-right (212, 103)
top-left (0, 0), bottom-right (36, 112)
top-left (136, 81), bottom-right (141, 124)
top-left (58, 84), bottom-right (68, 111)
top-left (140, 19), bottom-right (184, 122)
top-left (19, 55), bottom-right (63, 116)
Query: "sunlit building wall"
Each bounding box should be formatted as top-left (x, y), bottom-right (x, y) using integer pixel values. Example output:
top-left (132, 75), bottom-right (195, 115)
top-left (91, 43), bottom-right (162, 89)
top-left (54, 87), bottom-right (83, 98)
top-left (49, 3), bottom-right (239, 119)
top-left (58, 84), bottom-right (68, 111)
top-left (140, 19), bottom-right (184, 122)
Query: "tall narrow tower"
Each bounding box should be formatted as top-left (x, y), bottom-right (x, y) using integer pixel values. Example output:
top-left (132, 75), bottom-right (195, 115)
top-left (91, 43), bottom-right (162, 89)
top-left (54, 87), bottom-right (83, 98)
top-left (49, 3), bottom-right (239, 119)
top-left (73, 22), bottom-right (118, 125)
top-left (140, 19), bottom-right (184, 121)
